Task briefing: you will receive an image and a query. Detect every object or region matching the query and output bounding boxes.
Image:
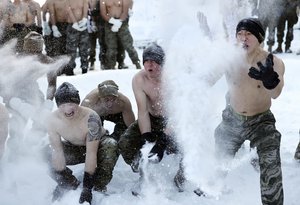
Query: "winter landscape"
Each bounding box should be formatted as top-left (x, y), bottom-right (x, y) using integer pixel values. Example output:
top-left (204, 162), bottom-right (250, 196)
top-left (1, 0), bottom-right (300, 204)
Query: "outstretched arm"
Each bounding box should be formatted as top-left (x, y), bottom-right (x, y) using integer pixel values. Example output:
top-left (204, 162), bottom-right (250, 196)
top-left (196, 11), bottom-right (212, 40)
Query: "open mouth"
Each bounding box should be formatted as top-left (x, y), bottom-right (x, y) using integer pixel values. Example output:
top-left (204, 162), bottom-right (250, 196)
top-left (65, 111), bottom-right (74, 117)
top-left (242, 43), bottom-right (248, 49)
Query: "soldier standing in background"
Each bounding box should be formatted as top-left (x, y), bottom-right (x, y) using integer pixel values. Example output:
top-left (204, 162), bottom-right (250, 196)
top-left (100, 0), bottom-right (141, 70)
top-left (65, 0), bottom-right (90, 75)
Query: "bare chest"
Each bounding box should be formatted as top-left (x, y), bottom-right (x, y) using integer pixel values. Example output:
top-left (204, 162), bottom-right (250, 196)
top-left (57, 119), bottom-right (88, 145)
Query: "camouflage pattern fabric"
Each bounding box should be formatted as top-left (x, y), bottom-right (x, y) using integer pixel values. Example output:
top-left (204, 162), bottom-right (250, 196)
top-left (45, 135), bottom-right (118, 190)
top-left (101, 112), bottom-right (127, 142)
top-left (118, 115), bottom-right (167, 166)
top-left (214, 106), bottom-right (283, 205)
top-left (66, 24), bottom-right (90, 70)
top-left (103, 20), bottom-right (139, 69)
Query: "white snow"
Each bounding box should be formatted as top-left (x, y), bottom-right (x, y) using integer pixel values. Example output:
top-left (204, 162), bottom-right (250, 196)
top-left (1, 0), bottom-right (300, 204)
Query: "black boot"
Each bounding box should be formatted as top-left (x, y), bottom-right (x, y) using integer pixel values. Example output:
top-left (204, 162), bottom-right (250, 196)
top-left (273, 44), bottom-right (282, 54)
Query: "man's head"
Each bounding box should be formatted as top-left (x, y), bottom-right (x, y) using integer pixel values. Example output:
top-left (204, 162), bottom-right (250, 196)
top-left (142, 43), bottom-right (165, 66)
top-left (98, 80), bottom-right (119, 98)
top-left (23, 31), bottom-right (44, 54)
top-left (55, 82), bottom-right (80, 107)
top-left (236, 18), bottom-right (265, 44)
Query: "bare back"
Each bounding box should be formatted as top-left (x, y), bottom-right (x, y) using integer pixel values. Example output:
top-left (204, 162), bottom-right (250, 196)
top-left (81, 88), bottom-right (135, 127)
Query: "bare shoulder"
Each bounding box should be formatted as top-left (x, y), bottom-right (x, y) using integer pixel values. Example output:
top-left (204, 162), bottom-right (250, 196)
top-left (132, 70), bottom-right (146, 84)
top-left (46, 110), bottom-right (60, 129)
top-left (81, 88), bottom-right (98, 106)
top-left (118, 92), bottom-right (132, 107)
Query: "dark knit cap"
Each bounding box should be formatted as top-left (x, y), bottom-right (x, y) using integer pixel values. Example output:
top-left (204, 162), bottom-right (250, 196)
top-left (98, 80), bottom-right (119, 97)
top-left (142, 43), bottom-right (165, 65)
top-left (23, 31), bottom-right (44, 53)
top-left (55, 82), bottom-right (80, 107)
top-left (236, 18), bottom-right (265, 43)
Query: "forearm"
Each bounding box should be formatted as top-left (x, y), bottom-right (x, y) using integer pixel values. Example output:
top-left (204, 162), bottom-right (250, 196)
top-left (138, 112), bottom-right (151, 133)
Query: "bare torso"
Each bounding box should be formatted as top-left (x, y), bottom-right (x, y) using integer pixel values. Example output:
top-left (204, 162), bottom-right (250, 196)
top-left (101, 0), bottom-right (130, 21)
top-left (136, 70), bottom-right (165, 117)
top-left (66, 0), bottom-right (88, 23)
top-left (48, 106), bottom-right (102, 145)
top-left (226, 48), bottom-right (284, 116)
top-left (52, 0), bottom-right (68, 23)
top-left (8, 1), bottom-right (30, 26)
top-left (23, 0), bottom-right (41, 26)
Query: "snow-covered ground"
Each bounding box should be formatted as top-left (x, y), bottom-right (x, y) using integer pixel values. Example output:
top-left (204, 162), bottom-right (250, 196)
top-left (1, 0), bottom-right (300, 204)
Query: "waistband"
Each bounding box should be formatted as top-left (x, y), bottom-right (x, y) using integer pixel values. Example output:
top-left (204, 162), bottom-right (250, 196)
top-left (228, 106), bottom-right (271, 121)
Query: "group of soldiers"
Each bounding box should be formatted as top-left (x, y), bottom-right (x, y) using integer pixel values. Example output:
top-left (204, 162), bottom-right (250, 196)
top-left (0, 0), bottom-right (141, 76)
top-left (251, 0), bottom-right (300, 54)
top-left (1, 1), bottom-right (300, 204)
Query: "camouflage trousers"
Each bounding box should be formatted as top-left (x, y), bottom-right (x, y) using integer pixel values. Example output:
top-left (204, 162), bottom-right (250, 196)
top-left (101, 112), bottom-right (127, 142)
top-left (104, 21), bottom-right (140, 69)
top-left (1, 26), bottom-right (29, 53)
top-left (119, 115), bottom-right (178, 166)
top-left (276, 9), bottom-right (298, 48)
top-left (44, 22), bottom-right (68, 57)
top-left (214, 106), bottom-right (283, 205)
top-left (45, 135), bottom-right (118, 190)
top-left (66, 24), bottom-right (90, 70)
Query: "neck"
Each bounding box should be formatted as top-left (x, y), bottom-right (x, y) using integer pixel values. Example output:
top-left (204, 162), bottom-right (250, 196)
top-left (247, 46), bottom-right (261, 65)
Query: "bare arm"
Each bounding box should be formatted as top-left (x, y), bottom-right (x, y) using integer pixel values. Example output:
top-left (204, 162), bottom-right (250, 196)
top-left (84, 112), bottom-right (101, 174)
top-left (100, 0), bottom-right (110, 22)
top-left (122, 96), bottom-right (135, 127)
top-left (35, 2), bottom-right (42, 26)
top-left (48, 127), bottom-right (66, 171)
top-left (132, 74), bottom-right (151, 134)
top-left (46, 70), bottom-right (57, 100)
top-left (119, 0), bottom-right (130, 21)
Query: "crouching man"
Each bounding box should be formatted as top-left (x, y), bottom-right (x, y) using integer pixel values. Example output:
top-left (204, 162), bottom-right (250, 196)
top-left (45, 82), bottom-right (118, 204)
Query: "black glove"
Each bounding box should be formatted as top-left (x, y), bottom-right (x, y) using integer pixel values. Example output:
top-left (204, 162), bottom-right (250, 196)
top-left (53, 167), bottom-right (80, 189)
top-left (141, 132), bottom-right (157, 142)
top-left (36, 26), bottom-right (43, 35)
top-left (148, 137), bottom-right (167, 163)
top-left (248, 53), bottom-right (280, 89)
top-left (52, 167), bottom-right (80, 202)
top-left (13, 23), bottom-right (25, 32)
top-left (79, 172), bottom-right (94, 204)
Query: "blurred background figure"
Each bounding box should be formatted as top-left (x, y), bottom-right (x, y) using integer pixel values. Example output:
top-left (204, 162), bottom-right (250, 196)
top-left (273, 0), bottom-right (300, 53)
top-left (251, 0), bottom-right (284, 52)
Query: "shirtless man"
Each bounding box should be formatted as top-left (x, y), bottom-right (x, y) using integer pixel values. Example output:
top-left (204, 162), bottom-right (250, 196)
top-left (64, 0), bottom-right (89, 75)
top-left (0, 104), bottom-right (9, 160)
top-left (41, 0), bottom-right (53, 55)
top-left (100, 0), bottom-right (141, 70)
top-left (118, 44), bottom-right (179, 183)
top-left (23, 0), bottom-right (42, 34)
top-left (81, 80), bottom-right (135, 142)
top-left (202, 18), bottom-right (284, 204)
top-left (46, 82), bottom-right (118, 203)
top-left (4, 0), bottom-right (31, 52)
top-left (47, 0), bottom-right (69, 58)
